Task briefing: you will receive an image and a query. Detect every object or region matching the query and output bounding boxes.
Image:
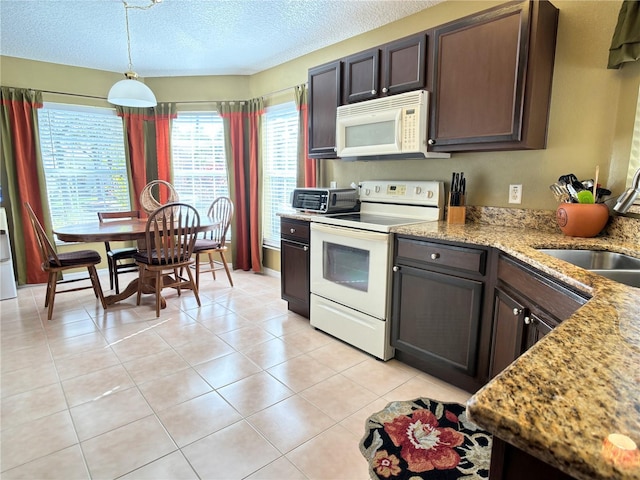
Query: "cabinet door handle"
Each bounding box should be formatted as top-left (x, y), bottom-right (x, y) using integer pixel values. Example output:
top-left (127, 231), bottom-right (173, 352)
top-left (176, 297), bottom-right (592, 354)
top-left (382, 87), bottom-right (388, 93)
top-left (524, 316), bottom-right (532, 325)
top-left (428, 139), bottom-right (436, 145)
top-left (512, 308), bottom-right (522, 316)
top-left (430, 253), bottom-right (440, 260)
top-left (290, 228), bottom-right (296, 234)
top-left (371, 89), bottom-right (377, 95)
top-left (393, 266), bottom-right (400, 272)
top-left (303, 246), bottom-right (309, 252)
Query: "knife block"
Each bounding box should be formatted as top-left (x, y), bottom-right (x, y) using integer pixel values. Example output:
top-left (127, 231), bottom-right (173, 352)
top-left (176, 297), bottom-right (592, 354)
top-left (447, 192), bottom-right (466, 224)
top-left (447, 206), bottom-right (466, 225)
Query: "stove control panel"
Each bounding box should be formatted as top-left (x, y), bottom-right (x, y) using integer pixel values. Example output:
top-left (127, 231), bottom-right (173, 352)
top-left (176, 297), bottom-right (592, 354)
top-left (360, 180), bottom-right (444, 208)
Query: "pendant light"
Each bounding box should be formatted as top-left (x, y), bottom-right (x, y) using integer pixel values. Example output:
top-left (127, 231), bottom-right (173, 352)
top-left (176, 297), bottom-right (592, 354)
top-left (108, 0), bottom-right (160, 108)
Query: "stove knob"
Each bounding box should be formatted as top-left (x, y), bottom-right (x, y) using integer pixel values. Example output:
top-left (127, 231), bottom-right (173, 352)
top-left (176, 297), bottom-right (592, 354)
top-left (364, 188), bottom-right (371, 196)
top-left (427, 190), bottom-right (434, 199)
top-left (415, 187), bottom-right (422, 195)
top-left (375, 185), bottom-right (381, 193)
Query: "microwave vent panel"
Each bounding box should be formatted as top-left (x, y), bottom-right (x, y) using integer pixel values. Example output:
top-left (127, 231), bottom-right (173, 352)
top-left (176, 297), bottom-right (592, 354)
top-left (337, 90), bottom-right (427, 117)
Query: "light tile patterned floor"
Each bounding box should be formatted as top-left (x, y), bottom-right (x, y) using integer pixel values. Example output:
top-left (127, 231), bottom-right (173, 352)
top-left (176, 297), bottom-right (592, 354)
top-left (0, 268), bottom-right (472, 479)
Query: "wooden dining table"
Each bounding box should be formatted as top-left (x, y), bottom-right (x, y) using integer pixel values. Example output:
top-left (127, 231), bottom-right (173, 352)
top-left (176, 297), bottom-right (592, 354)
top-left (54, 217), bottom-right (220, 307)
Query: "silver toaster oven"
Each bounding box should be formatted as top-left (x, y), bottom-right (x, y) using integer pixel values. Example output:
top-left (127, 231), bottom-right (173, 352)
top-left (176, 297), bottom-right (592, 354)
top-left (291, 188), bottom-right (359, 213)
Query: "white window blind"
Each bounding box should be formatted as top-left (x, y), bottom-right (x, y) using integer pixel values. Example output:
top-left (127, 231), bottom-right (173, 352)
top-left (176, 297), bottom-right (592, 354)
top-left (171, 112), bottom-right (228, 216)
top-left (262, 102), bottom-right (298, 247)
top-left (38, 104), bottom-right (130, 232)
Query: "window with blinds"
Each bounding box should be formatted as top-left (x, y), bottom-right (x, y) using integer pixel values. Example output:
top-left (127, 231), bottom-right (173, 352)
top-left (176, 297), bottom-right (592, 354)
top-left (262, 102), bottom-right (298, 248)
top-left (38, 104), bottom-right (130, 232)
top-left (171, 112), bottom-right (228, 216)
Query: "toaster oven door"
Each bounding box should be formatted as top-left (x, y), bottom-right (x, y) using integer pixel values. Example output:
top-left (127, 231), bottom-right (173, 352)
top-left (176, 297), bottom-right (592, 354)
top-left (291, 189), bottom-right (327, 212)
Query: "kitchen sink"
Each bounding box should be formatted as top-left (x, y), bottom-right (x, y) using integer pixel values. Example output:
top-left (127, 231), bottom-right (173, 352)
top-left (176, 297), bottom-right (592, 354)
top-left (537, 249), bottom-right (640, 288)
top-left (537, 249), bottom-right (640, 270)
top-left (589, 270), bottom-right (640, 288)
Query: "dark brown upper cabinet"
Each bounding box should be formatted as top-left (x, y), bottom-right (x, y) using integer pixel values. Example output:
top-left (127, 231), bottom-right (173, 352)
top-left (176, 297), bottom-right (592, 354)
top-left (308, 60), bottom-right (342, 159)
top-left (383, 34), bottom-right (428, 96)
top-left (343, 33), bottom-right (428, 104)
top-left (343, 48), bottom-right (380, 103)
top-left (429, 1), bottom-right (559, 152)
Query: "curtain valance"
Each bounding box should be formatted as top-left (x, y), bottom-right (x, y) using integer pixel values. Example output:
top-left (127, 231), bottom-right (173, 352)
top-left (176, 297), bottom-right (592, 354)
top-left (608, 0), bottom-right (640, 69)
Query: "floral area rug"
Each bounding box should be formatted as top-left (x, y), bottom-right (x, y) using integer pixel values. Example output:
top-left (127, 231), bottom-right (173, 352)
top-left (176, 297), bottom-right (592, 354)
top-left (360, 398), bottom-right (492, 479)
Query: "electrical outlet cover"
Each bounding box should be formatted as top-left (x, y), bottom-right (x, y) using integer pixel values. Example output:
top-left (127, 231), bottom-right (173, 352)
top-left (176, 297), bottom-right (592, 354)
top-left (509, 184), bottom-right (522, 204)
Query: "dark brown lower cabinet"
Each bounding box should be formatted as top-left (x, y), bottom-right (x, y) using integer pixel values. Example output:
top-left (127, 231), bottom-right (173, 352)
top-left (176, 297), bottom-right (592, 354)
top-left (280, 218), bottom-right (310, 318)
top-left (489, 254), bottom-right (589, 378)
top-left (489, 438), bottom-right (576, 480)
top-left (490, 287), bottom-right (557, 377)
top-left (488, 253), bottom-right (590, 479)
top-left (389, 240), bottom-right (592, 478)
top-left (391, 237), bottom-right (495, 392)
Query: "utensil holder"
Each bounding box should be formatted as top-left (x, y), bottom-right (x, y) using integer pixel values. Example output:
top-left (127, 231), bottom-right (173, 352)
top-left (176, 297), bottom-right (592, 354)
top-left (447, 206), bottom-right (466, 225)
top-left (556, 203), bottom-right (609, 237)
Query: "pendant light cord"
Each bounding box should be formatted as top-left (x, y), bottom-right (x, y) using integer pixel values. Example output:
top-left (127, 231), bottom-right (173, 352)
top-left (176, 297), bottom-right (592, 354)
top-left (123, 2), bottom-right (133, 72)
top-left (121, 0), bottom-right (161, 74)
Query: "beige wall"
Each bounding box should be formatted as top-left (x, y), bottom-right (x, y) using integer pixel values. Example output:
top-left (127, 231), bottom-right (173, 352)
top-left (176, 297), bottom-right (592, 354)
top-left (2, 0), bottom-right (639, 271)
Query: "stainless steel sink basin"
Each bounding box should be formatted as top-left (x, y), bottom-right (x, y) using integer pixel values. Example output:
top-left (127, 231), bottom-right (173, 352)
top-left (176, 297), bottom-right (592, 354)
top-left (537, 249), bottom-right (640, 270)
top-left (537, 249), bottom-right (640, 288)
top-left (590, 270), bottom-right (640, 288)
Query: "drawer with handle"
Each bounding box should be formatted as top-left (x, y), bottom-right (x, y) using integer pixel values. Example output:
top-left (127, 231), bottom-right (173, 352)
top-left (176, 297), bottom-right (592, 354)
top-left (395, 237), bottom-right (487, 275)
top-left (281, 218), bottom-right (310, 243)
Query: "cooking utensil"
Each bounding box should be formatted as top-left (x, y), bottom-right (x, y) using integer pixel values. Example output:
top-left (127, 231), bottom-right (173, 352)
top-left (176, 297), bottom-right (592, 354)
top-left (593, 165), bottom-right (599, 199)
top-left (596, 187), bottom-right (611, 203)
top-left (550, 183), bottom-right (569, 203)
top-left (566, 183), bottom-right (579, 202)
top-left (558, 173), bottom-right (584, 193)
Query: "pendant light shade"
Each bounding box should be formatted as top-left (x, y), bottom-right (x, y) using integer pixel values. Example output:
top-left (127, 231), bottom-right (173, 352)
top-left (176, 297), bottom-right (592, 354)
top-left (108, 73), bottom-right (157, 107)
top-left (108, 0), bottom-right (160, 108)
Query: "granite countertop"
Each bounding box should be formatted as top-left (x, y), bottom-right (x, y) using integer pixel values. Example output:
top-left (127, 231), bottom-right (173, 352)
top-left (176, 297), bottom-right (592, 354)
top-left (278, 212), bottom-right (316, 222)
top-left (391, 220), bottom-right (640, 480)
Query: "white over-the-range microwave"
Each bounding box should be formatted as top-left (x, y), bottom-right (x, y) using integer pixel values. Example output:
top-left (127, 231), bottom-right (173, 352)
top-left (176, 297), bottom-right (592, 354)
top-left (335, 89), bottom-right (450, 159)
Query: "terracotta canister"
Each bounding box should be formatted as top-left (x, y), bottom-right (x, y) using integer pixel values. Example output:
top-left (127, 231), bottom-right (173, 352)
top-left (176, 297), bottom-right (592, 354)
top-left (556, 203), bottom-right (609, 237)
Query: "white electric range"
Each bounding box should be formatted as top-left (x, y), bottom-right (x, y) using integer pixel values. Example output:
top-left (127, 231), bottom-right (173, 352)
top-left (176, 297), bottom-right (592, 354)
top-left (309, 180), bottom-right (444, 360)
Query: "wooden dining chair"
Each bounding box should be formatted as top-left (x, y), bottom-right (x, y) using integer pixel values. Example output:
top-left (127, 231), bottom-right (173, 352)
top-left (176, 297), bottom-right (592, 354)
top-left (25, 202), bottom-right (107, 320)
top-left (133, 202), bottom-right (201, 317)
top-left (190, 197), bottom-right (234, 287)
top-left (97, 210), bottom-right (140, 294)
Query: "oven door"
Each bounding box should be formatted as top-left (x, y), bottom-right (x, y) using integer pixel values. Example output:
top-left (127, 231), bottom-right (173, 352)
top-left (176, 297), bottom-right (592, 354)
top-left (310, 222), bottom-right (391, 319)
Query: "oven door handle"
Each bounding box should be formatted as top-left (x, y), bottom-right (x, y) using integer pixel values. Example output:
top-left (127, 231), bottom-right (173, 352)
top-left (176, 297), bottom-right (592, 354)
top-left (311, 222), bottom-right (389, 242)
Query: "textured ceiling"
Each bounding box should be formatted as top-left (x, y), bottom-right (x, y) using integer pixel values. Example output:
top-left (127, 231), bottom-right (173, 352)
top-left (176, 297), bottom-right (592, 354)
top-left (0, 0), bottom-right (444, 77)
